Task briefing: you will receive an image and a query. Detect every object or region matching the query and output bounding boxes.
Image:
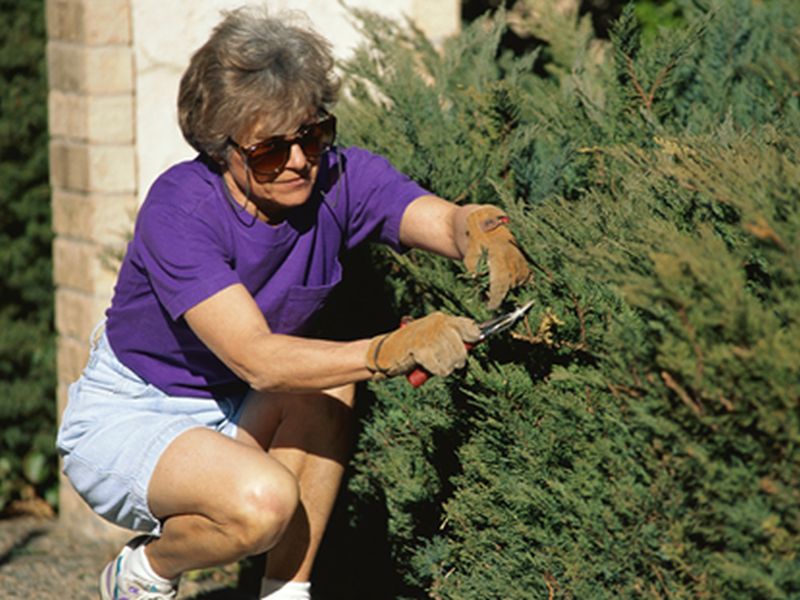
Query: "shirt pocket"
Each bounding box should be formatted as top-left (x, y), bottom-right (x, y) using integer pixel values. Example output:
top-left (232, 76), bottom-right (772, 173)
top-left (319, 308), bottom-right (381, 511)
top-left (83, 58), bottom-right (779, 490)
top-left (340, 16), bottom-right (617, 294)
top-left (269, 265), bottom-right (343, 335)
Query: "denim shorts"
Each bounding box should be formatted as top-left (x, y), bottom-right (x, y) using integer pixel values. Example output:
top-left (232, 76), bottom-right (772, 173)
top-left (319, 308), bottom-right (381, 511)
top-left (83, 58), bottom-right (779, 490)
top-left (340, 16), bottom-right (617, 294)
top-left (56, 325), bottom-right (248, 534)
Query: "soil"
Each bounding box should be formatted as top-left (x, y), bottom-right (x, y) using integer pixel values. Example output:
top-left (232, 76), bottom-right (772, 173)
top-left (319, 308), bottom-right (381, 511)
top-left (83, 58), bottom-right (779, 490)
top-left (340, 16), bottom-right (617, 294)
top-left (0, 516), bottom-right (250, 599)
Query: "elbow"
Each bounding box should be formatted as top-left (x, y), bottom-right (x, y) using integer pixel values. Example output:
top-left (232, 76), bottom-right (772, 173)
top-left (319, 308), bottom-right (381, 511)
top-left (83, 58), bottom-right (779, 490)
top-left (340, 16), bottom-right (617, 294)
top-left (239, 360), bottom-right (290, 394)
top-left (248, 371), bottom-right (289, 393)
top-left (229, 333), bottom-right (289, 392)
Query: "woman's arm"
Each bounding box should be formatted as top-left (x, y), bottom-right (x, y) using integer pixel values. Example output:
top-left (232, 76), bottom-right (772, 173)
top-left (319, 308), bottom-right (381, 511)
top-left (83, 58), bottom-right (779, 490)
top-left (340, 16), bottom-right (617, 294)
top-left (184, 284), bottom-right (373, 392)
top-left (397, 194), bottom-right (475, 259)
top-left (184, 282), bottom-right (479, 392)
top-left (399, 194), bottom-right (531, 308)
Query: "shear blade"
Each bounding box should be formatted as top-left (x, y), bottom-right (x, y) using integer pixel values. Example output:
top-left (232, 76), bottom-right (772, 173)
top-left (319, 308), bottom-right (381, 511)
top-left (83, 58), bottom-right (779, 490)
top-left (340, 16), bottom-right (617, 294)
top-left (479, 301), bottom-right (534, 339)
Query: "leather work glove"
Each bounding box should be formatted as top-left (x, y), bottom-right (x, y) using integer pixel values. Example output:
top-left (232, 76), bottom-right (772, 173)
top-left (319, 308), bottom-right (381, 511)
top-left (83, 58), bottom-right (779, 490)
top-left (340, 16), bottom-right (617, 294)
top-left (366, 312), bottom-right (481, 380)
top-left (463, 205), bottom-right (531, 309)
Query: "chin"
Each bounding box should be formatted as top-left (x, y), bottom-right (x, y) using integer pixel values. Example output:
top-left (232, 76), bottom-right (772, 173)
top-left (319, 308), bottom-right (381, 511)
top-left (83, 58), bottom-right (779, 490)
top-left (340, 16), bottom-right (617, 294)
top-left (278, 183), bottom-right (315, 205)
top-left (259, 182), bottom-right (314, 212)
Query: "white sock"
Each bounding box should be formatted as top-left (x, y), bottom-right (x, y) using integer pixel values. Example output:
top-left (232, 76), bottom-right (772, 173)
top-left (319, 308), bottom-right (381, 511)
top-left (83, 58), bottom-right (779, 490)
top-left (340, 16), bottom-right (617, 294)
top-left (260, 578), bottom-right (312, 600)
top-left (124, 539), bottom-right (178, 591)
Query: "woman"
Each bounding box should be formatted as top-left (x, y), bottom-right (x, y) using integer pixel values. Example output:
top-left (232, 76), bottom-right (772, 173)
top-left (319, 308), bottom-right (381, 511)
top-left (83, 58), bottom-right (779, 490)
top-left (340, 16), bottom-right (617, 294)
top-left (57, 6), bottom-right (529, 600)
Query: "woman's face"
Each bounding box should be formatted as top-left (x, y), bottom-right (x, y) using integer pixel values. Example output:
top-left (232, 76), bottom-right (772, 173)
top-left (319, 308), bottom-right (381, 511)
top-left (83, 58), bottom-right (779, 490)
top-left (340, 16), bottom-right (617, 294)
top-left (223, 115), bottom-right (324, 223)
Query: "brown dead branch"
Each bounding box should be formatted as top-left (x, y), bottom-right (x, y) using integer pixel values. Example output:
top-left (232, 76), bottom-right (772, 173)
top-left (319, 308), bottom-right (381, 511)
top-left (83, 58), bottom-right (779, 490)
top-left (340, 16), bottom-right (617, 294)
top-left (661, 371), bottom-right (704, 417)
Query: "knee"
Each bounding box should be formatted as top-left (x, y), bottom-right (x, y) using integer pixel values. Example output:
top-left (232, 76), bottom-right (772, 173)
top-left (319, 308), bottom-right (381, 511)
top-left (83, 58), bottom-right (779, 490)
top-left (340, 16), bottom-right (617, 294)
top-left (227, 464), bottom-right (299, 555)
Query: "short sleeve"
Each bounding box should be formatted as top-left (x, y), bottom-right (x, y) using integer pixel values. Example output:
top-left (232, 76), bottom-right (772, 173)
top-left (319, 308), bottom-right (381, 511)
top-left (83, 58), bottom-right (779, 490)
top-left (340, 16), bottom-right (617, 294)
top-left (336, 148), bottom-right (430, 251)
top-left (134, 179), bottom-right (240, 320)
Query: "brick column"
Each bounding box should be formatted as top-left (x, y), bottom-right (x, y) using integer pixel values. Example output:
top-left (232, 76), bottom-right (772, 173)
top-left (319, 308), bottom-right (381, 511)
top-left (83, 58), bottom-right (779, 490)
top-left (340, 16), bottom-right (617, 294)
top-left (47, 0), bottom-right (136, 540)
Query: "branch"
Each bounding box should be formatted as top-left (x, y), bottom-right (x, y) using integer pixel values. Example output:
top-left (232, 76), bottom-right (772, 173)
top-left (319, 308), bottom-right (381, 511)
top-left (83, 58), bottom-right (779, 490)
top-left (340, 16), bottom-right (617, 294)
top-left (661, 371), bottom-right (704, 417)
top-left (646, 60), bottom-right (677, 110)
top-left (677, 307), bottom-right (704, 387)
top-left (625, 54), bottom-right (649, 107)
top-left (626, 54), bottom-right (677, 110)
top-left (543, 572), bottom-right (559, 600)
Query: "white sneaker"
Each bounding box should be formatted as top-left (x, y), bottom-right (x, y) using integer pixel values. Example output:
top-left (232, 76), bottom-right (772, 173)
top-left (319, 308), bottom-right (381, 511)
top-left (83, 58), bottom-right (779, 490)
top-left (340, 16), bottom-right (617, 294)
top-left (99, 536), bottom-right (178, 600)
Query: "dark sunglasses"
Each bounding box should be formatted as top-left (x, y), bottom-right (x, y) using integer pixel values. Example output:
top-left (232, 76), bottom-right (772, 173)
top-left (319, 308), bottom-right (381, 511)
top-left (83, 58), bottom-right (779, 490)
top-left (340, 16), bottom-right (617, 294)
top-left (229, 114), bottom-right (337, 182)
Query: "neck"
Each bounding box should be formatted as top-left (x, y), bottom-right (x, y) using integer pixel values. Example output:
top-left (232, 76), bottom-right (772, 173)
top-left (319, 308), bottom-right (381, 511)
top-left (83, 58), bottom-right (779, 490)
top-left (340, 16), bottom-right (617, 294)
top-left (222, 171), bottom-right (283, 224)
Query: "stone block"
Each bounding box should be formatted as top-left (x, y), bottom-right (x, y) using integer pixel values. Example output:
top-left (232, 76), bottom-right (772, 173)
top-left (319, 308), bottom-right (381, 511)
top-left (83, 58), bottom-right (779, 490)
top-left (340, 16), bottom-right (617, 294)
top-left (49, 140), bottom-right (136, 194)
top-left (52, 189), bottom-right (136, 246)
top-left (49, 91), bottom-right (134, 144)
top-left (55, 288), bottom-right (109, 342)
top-left (48, 91), bottom-right (87, 140)
top-left (88, 95), bottom-right (135, 144)
top-left (48, 41), bottom-right (133, 94)
top-left (53, 237), bottom-right (119, 295)
top-left (85, 46), bottom-right (134, 94)
top-left (46, 0), bottom-right (84, 44)
top-left (89, 144), bottom-right (137, 193)
top-left (49, 139), bottom-right (90, 191)
top-left (47, 0), bottom-right (131, 45)
top-left (83, 0), bottom-right (132, 46)
top-left (47, 42), bottom-right (85, 93)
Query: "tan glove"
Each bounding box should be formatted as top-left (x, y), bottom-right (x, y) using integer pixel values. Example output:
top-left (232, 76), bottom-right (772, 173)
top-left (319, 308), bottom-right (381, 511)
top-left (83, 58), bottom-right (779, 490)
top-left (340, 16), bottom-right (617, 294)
top-left (366, 312), bottom-right (481, 380)
top-left (463, 206), bottom-right (531, 309)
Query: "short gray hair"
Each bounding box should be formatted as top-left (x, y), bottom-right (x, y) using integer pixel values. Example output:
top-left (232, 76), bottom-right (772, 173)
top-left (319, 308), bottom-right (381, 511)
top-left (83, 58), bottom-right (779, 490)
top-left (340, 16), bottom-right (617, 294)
top-left (178, 5), bottom-right (340, 162)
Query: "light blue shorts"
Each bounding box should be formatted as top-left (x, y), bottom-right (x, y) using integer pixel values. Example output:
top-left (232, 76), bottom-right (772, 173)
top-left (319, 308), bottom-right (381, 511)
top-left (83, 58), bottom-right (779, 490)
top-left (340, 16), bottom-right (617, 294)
top-left (56, 326), bottom-right (248, 534)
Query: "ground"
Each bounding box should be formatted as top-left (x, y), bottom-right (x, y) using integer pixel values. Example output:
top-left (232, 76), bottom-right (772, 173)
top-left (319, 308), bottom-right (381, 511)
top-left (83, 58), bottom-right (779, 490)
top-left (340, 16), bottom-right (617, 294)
top-left (0, 516), bottom-right (249, 599)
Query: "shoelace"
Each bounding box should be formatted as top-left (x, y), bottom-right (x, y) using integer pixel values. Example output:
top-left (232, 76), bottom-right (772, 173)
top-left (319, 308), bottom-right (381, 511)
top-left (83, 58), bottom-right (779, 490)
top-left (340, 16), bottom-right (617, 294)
top-left (115, 583), bottom-right (177, 600)
top-left (129, 589), bottom-right (177, 600)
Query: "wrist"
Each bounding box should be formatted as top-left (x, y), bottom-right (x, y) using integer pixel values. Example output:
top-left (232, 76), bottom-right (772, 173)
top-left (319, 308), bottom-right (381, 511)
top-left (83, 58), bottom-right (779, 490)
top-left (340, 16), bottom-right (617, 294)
top-left (454, 204), bottom-right (488, 258)
top-left (365, 334), bottom-right (391, 380)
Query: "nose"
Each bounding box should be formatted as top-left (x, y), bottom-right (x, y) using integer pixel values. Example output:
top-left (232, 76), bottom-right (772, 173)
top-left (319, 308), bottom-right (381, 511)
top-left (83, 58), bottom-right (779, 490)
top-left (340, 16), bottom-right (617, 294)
top-left (284, 141), bottom-right (308, 171)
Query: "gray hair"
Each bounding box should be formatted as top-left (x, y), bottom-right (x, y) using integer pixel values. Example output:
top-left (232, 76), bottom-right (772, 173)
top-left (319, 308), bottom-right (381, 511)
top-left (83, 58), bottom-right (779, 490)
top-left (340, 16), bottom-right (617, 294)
top-left (178, 5), bottom-right (340, 162)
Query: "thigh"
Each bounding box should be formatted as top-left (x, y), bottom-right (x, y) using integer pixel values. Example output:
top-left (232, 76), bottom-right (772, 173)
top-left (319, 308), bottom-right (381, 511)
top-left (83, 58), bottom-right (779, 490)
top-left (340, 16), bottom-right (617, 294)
top-left (234, 384), bottom-right (356, 452)
top-left (57, 331), bottom-right (245, 533)
top-left (148, 427), bottom-right (294, 521)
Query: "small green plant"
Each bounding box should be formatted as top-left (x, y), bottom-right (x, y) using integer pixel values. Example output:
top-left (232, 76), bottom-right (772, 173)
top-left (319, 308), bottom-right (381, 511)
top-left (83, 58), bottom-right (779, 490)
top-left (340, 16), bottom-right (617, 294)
top-left (0, 0), bottom-right (56, 514)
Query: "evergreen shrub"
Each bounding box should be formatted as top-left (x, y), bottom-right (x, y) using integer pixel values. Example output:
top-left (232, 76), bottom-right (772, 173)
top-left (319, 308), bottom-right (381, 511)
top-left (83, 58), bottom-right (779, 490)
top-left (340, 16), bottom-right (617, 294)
top-left (329, 1), bottom-right (799, 597)
top-left (0, 0), bottom-right (56, 513)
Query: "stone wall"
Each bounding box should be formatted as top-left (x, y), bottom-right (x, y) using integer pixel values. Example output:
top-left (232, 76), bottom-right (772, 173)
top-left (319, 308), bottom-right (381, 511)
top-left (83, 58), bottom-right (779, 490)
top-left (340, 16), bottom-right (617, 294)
top-left (48, 0), bottom-right (459, 537)
top-left (47, 0), bottom-right (137, 538)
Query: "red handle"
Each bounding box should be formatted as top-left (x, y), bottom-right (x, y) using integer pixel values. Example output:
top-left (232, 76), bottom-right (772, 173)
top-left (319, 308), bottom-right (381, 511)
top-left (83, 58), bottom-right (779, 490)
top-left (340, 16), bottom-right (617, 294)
top-left (406, 342), bottom-right (475, 388)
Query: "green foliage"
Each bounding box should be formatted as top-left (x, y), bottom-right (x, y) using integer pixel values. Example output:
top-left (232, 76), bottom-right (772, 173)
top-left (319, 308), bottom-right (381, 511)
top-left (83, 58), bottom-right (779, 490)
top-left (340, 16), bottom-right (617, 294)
top-left (327, 0), bottom-right (800, 597)
top-left (0, 0), bottom-right (56, 513)
top-left (634, 0), bottom-right (685, 44)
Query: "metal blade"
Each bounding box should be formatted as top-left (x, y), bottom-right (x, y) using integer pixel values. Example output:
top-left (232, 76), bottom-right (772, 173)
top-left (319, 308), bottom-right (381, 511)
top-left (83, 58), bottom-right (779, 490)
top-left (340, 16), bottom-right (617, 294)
top-left (478, 300), bottom-right (535, 340)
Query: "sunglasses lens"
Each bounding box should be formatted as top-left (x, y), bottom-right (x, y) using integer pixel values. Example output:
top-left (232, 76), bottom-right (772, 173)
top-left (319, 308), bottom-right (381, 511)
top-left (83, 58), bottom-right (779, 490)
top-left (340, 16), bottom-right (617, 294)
top-left (248, 141), bottom-right (291, 178)
top-left (299, 115), bottom-right (337, 158)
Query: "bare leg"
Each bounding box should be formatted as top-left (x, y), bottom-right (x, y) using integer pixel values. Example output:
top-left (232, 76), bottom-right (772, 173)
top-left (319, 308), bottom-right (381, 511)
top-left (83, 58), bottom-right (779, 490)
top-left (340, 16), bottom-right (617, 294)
top-left (143, 428), bottom-right (300, 579)
top-left (235, 384), bottom-right (356, 582)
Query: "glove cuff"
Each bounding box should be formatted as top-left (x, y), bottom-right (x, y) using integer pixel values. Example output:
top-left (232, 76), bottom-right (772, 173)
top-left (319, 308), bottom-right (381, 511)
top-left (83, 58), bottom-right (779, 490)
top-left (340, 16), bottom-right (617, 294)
top-left (365, 334), bottom-right (391, 380)
top-left (466, 205), bottom-right (510, 237)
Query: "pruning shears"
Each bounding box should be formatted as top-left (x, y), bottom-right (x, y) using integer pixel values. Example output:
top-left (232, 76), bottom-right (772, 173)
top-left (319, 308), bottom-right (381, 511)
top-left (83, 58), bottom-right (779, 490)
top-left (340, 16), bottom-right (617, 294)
top-left (407, 301), bottom-right (535, 387)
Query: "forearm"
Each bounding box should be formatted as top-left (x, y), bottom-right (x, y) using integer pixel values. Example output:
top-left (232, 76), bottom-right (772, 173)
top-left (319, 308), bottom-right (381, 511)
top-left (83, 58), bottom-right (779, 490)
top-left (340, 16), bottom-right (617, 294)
top-left (232, 332), bottom-right (374, 393)
top-left (184, 285), bottom-right (376, 393)
top-left (399, 195), bottom-right (484, 259)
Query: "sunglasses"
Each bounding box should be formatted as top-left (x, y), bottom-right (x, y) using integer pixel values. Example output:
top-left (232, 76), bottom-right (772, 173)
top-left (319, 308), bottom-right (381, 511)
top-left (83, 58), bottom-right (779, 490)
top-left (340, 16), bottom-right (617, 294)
top-left (229, 114), bottom-right (337, 183)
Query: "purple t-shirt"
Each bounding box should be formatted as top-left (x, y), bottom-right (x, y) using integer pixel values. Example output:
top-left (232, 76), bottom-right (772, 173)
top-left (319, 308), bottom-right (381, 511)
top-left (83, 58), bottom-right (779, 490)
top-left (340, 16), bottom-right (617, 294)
top-left (105, 146), bottom-right (428, 398)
